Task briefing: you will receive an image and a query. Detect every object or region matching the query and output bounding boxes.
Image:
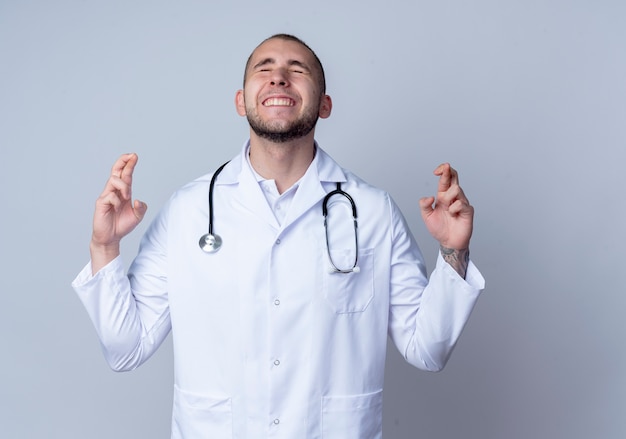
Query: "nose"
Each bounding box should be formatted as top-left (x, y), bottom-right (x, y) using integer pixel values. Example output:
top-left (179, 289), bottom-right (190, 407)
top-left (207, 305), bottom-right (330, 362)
top-left (270, 68), bottom-right (289, 87)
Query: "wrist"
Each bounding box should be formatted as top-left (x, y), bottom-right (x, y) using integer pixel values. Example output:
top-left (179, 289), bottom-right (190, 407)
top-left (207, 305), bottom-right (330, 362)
top-left (89, 239), bottom-right (121, 274)
top-left (440, 245), bottom-right (469, 279)
top-left (90, 238), bottom-right (120, 253)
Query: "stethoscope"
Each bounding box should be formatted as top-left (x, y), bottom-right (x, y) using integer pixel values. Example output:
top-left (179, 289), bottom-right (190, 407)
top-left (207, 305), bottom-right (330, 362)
top-left (198, 161), bottom-right (230, 253)
top-left (199, 162), bottom-right (360, 273)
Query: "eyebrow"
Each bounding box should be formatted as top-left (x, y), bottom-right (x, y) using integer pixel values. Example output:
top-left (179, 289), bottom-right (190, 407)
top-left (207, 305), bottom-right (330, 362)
top-left (252, 58), bottom-right (311, 72)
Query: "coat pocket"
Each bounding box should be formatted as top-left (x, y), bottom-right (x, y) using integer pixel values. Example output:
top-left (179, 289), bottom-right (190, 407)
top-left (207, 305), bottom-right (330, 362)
top-left (171, 385), bottom-right (233, 439)
top-left (323, 248), bottom-right (374, 313)
top-left (321, 389), bottom-right (383, 439)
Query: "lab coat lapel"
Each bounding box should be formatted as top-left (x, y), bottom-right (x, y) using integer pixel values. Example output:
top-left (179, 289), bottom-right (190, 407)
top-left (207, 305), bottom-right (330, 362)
top-left (216, 143), bottom-right (347, 231)
top-left (281, 146), bottom-right (346, 229)
top-left (281, 170), bottom-right (326, 229)
top-left (216, 150), bottom-right (281, 230)
top-left (238, 164), bottom-right (281, 229)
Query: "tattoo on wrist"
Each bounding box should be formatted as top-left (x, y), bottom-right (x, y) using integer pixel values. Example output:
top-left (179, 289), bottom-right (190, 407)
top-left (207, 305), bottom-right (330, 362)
top-left (440, 246), bottom-right (470, 279)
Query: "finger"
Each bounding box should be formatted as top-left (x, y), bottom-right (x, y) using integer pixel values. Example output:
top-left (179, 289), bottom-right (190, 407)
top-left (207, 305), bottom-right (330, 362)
top-left (434, 163), bottom-right (451, 193)
top-left (448, 199), bottom-right (474, 216)
top-left (97, 191), bottom-right (123, 213)
top-left (436, 184), bottom-right (465, 207)
top-left (132, 199), bottom-right (148, 221)
top-left (448, 166), bottom-right (459, 186)
top-left (110, 153), bottom-right (138, 181)
top-left (103, 154), bottom-right (138, 199)
top-left (120, 153), bottom-right (138, 184)
top-left (102, 174), bottom-right (132, 200)
top-left (434, 163), bottom-right (461, 193)
top-left (418, 196), bottom-right (435, 217)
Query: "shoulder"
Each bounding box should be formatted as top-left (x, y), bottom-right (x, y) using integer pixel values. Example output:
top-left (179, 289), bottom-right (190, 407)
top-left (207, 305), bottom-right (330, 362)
top-left (168, 151), bottom-right (244, 205)
top-left (316, 146), bottom-right (390, 199)
top-left (341, 168), bottom-right (392, 207)
top-left (168, 173), bottom-right (212, 205)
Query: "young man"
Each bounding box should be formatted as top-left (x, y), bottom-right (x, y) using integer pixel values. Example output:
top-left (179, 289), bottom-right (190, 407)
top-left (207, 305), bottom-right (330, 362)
top-left (73, 34), bottom-right (484, 438)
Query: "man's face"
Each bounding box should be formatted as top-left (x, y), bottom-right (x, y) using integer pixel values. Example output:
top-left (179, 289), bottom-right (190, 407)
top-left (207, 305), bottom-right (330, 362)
top-left (236, 38), bottom-right (331, 143)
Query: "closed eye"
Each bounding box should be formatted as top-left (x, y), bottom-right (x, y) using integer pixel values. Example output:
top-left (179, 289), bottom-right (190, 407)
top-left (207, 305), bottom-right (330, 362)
top-left (288, 60), bottom-right (310, 74)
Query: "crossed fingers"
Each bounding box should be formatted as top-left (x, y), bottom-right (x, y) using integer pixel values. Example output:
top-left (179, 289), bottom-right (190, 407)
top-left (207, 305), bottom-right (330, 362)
top-left (434, 163), bottom-right (471, 215)
top-left (103, 153), bottom-right (138, 201)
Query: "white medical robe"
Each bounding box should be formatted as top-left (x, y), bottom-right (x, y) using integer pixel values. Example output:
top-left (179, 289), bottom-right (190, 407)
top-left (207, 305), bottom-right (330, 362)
top-left (73, 142), bottom-right (485, 438)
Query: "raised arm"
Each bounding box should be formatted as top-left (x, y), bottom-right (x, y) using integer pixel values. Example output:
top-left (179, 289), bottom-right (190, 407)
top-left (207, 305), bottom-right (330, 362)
top-left (90, 153), bottom-right (147, 273)
top-left (72, 154), bottom-right (171, 371)
top-left (419, 163), bottom-right (474, 278)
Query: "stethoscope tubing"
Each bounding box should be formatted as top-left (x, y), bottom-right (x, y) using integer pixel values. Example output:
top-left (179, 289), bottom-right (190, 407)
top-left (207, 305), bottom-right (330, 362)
top-left (207, 161), bottom-right (230, 236)
top-left (322, 182), bottom-right (357, 218)
top-left (200, 163), bottom-right (360, 273)
top-left (322, 182), bottom-right (359, 273)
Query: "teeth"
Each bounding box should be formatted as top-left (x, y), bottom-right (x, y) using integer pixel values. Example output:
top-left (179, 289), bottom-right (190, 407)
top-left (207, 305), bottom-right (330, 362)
top-left (264, 98), bottom-right (294, 106)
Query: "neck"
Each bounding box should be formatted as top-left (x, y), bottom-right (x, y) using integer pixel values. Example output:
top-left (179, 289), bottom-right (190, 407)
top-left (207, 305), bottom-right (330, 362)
top-left (248, 132), bottom-right (316, 194)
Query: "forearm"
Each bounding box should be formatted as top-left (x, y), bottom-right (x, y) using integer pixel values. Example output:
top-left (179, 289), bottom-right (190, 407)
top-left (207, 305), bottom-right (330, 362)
top-left (72, 258), bottom-right (170, 371)
top-left (440, 245), bottom-right (469, 279)
top-left (400, 255), bottom-right (484, 371)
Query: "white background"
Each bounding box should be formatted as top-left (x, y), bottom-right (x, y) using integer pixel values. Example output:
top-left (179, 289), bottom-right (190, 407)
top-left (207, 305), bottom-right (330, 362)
top-left (1, 1), bottom-right (624, 437)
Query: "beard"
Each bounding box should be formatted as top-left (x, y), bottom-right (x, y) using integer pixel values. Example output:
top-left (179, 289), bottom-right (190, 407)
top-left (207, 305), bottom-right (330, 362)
top-left (246, 105), bottom-right (319, 143)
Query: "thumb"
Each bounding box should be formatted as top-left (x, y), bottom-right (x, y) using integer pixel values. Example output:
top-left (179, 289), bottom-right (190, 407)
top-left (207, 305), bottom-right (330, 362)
top-left (419, 196), bottom-right (435, 219)
top-left (133, 200), bottom-right (148, 222)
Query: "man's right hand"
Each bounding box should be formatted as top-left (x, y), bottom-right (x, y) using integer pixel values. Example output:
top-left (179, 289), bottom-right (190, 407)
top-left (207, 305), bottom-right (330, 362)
top-left (90, 153), bottom-right (148, 274)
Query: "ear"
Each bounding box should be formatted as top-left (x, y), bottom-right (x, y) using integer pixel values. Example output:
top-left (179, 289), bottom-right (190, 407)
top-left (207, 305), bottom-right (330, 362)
top-left (318, 94), bottom-right (332, 119)
top-left (235, 90), bottom-right (246, 116)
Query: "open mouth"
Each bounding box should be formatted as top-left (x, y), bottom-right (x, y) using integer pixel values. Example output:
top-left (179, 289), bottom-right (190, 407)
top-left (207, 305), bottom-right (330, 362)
top-left (263, 97), bottom-right (295, 107)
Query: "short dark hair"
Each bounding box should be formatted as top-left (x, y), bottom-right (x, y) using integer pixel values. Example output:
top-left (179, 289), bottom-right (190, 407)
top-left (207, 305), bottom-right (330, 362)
top-left (243, 34), bottom-right (326, 94)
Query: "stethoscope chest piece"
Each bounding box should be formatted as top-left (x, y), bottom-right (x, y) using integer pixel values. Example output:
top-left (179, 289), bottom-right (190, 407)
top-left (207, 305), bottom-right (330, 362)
top-left (199, 160), bottom-right (230, 254)
top-left (199, 233), bottom-right (223, 253)
top-left (198, 162), bottom-right (359, 269)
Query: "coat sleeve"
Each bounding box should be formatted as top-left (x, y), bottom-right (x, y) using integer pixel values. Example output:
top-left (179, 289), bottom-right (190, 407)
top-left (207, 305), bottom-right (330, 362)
top-left (71, 206), bottom-right (172, 372)
top-left (386, 197), bottom-right (484, 372)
